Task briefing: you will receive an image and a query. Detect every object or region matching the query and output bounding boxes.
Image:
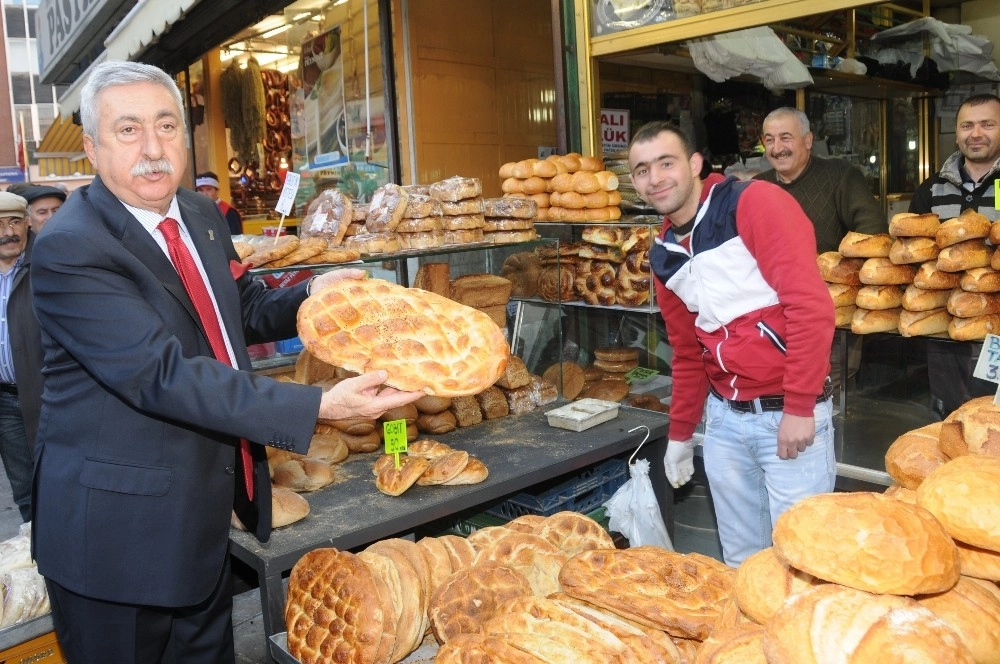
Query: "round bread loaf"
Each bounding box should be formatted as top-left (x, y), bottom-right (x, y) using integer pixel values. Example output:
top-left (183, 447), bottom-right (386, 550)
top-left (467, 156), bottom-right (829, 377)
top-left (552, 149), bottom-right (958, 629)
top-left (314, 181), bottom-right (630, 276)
top-left (938, 239), bottom-right (992, 272)
top-left (901, 284), bottom-right (952, 312)
top-left (937, 208), bottom-right (992, 248)
top-left (889, 211), bottom-right (941, 238)
top-left (914, 260), bottom-right (962, 289)
top-left (854, 284), bottom-right (904, 310)
top-left (762, 584), bottom-right (974, 664)
top-left (817, 251), bottom-right (866, 285)
top-left (949, 313), bottom-right (1000, 340)
top-left (917, 455), bottom-right (1000, 552)
top-left (913, 575), bottom-right (1000, 663)
top-left (884, 422), bottom-right (947, 488)
top-left (859, 257), bottom-right (917, 285)
top-left (578, 379), bottom-right (630, 402)
top-left (945, 399), bottom-right (1000, 457)
top-left (271, 458), bottom-right (336, 493)
top-left (733, 547), bottom-right (822, 624)
top-left (839, 231), bottom-right (892, 258)
top-left (850, 307), bottom-right (900, 334)
top-left (956, 539), bottom-right (1000, 581)
top-left (541, 362), bottom-right (585, 400)
top-left (889, 236), bottom-right (940, 265)
top-left (883, 483), bottom-right (917, 504)
top-left (898, 307), bottom-right (952, 337)
top-left (772, 491), bottom-right (960, 594)
top-left (594, 346), bottom-right (639, 362)
top-left (695, 625), bottom-right (767, 664)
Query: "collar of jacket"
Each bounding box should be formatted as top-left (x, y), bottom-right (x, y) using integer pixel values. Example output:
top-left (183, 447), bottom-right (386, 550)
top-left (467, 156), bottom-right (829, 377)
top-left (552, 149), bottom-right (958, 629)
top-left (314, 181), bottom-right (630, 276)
top-left (939, 151), bottom-right (1000, 187)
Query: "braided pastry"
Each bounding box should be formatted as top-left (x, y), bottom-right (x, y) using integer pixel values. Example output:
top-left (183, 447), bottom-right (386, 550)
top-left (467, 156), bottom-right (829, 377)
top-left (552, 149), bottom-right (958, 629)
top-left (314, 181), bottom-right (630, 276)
top-left (616, 250), bottom-right (651, 307)
top-left (574, 260), bottom-right (617, 306)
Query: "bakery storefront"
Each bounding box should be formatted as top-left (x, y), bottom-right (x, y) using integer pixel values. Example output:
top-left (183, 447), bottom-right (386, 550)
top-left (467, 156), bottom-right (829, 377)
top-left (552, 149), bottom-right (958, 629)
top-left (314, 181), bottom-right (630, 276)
top-left (5, 0), bottom-right (998, 661)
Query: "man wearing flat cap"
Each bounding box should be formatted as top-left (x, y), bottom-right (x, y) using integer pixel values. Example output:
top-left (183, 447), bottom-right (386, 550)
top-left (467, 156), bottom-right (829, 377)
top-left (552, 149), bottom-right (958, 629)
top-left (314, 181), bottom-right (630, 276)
top-left (20, 185), bottom-right (66, 233)
top-left (0, 191), bottom-right (43, 522)
top-left (195, 171), bottom-right (242, 235)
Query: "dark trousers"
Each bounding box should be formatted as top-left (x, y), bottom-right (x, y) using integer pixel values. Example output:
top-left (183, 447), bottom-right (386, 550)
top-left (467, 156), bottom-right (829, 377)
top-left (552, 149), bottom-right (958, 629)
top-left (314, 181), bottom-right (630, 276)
top-left (44, 556), bottom-right (235, 664)
top-left (0, 391), bottom-right (33, 521)
top-left (927, 339), bottom-right (995, 419)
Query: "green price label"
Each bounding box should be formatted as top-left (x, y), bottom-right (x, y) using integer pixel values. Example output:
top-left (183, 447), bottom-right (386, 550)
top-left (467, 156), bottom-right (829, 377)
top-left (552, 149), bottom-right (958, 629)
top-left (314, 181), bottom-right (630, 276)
top-left (383, 419), bottom-right (408, 454)
top-left (624, 366), bottom-right (659, 384)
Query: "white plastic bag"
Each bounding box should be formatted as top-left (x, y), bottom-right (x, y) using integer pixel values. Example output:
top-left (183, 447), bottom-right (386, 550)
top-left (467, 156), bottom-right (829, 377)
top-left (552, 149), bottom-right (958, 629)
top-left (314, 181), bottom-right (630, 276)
top-left (603, 458), bottom-right (674, 550)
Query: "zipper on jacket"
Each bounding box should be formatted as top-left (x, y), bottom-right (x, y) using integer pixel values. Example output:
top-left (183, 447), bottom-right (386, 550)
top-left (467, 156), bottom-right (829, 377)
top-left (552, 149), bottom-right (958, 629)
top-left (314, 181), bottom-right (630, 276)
top-left (756, 321), bottom-right (786, 354)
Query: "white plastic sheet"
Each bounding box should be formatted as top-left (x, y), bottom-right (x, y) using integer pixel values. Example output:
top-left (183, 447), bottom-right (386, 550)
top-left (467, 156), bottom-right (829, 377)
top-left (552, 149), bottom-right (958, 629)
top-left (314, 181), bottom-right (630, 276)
top-left (687, 27), bottom-right (814, 91)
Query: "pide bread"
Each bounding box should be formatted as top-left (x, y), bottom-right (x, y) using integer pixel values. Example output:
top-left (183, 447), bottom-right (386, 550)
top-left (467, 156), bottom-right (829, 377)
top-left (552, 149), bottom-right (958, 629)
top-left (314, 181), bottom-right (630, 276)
top-left (428, 561), bottom-right (532, 644)
top-left (850, 307), bottom-right (900, 334)
top-left (762, 584), bottom-right (974, 664)
top-left (898, 308), bottom-right (952, 337)
top-left (696, 625), bottom-right (767, 664)
top-left (889, 211), bottom-right (941, 238)
top-left (558, 547), bottom-right (733, 640)
top-left (817, 252), bottom-right (865, 285)
top-left (733, 547), bottom-right (822, 624)
top-left (901, 284), bottom-right (952, 311)
top-left (436, 633), bottom-right (546, 664)
top-left (884, 422), bottom-right (947, 488)
top-left (888, 236), bottom-right (940, 264)
top-left (914, 260), bottom-right (962, 290)
top-left (838, 231), bottom-right (892, 258)
top-left (772, 491), bottom-right (960, 595)
top-left (917, 455), bottom-right (1000, 552)
top-left (854, 285), bottom-right (904, 310)
top-left (285, 549), bottom-right (386, 664)
top-left (535, 510), bottom-right (616, 556)
top-left (297, 278), bottom-right (509, 396)
top-left (474, 534), bottom-right (567, 598)
top-left (858, 257), bottom-right (917, 285)
top-left (937, 239), bottom-right (992, 272)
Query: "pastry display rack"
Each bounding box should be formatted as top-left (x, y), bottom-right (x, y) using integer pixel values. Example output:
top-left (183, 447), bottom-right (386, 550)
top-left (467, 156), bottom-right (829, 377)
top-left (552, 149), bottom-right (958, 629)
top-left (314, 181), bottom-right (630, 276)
top-left (247, 237), bottom-right (564, 376)
top-left (518, 218), bottom-right (669, 375)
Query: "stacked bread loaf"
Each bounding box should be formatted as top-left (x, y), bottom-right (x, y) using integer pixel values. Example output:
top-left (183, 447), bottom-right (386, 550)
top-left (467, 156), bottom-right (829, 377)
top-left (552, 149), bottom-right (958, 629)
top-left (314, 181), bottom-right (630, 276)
top-left (499, 153), bottom-right (622, 223)
top-left (372, 439), bottom-right (488, 497)
top-left (819, 209), bottom-right (1000, 340)
top-left (482, 196), bottom-right (538, 244)
top-left (450, 272), bottom-right (513, 329)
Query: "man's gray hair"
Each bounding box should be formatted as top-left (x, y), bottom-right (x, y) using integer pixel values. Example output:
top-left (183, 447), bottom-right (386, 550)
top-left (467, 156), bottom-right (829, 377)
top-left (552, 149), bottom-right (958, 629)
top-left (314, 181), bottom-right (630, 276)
top-left (80, 61), bottom-right (186, 140)
top-left (763, 107), bottom-right (810, 135)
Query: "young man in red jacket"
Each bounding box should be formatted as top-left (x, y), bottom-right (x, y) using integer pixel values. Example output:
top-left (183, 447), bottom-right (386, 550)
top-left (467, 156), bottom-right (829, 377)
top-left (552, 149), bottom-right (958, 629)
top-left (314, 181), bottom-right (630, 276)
top-left (630, 121), bottom-right (836, 566)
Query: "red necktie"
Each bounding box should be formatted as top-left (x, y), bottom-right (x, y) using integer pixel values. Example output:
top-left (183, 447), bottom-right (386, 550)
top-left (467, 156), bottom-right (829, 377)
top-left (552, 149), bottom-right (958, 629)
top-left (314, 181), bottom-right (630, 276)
top-left (158, 217), bottom-right (254, 500)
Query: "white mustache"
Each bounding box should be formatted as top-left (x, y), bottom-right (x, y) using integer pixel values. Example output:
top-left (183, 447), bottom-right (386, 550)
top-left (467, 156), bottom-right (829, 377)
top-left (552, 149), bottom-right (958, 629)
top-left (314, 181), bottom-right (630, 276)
top-left (131, 158), bottom-right (174, 177)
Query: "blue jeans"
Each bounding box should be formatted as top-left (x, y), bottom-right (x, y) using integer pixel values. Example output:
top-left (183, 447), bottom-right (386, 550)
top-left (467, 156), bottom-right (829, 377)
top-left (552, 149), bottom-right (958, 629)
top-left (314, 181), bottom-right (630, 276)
top-left (702, 394), bottom-right (835, 567)
top-left (0, 392), bottom-right (33, 522)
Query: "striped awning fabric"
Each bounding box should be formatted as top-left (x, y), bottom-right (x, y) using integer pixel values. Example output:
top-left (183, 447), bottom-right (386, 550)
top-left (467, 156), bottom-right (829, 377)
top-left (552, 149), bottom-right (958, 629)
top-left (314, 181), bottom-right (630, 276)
top-left (35, 115), bottom-right (94, 177)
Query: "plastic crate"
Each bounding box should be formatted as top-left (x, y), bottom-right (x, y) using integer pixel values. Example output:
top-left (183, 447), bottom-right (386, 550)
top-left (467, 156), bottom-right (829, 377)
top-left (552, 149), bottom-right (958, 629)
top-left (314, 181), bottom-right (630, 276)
top-left (428, 511), bottom-right (508, 537)
top-left (486, 457), bottom-right (628, 520)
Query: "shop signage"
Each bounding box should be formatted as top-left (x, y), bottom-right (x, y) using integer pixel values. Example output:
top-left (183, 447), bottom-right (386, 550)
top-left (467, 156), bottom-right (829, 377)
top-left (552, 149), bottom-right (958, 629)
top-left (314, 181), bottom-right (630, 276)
top-left (0, 167), bottom-right (27, 184)
top-left (601, 109), bottom-right (630, 153)
top-left (37, 0), bottom-right (135, 85)
top-left (973, 334), bottom-right (1000, 404)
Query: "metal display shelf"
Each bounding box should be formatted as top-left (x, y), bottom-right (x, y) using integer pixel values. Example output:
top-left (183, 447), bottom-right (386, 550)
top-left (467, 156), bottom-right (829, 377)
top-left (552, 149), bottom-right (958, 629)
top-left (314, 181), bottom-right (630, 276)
top-left (228, 406), bottom-right (670, 651)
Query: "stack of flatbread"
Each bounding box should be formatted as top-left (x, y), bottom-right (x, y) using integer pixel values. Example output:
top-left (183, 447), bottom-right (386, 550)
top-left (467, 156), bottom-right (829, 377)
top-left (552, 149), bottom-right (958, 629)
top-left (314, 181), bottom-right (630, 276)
top-left (237, 233), bottom-right (361, 269)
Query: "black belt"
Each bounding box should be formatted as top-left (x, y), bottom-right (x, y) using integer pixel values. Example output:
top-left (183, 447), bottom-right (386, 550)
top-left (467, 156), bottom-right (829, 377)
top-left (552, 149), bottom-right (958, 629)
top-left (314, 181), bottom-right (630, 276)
top-left (710, 381), bottom-right (833, 414)
top-left (0, 384), bottom-right (17, 395)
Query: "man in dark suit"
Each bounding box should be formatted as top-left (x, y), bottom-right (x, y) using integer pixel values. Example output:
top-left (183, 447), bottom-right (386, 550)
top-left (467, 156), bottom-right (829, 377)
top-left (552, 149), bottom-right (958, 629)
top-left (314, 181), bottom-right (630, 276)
top-left (30, 60), bottom-right (421, 663)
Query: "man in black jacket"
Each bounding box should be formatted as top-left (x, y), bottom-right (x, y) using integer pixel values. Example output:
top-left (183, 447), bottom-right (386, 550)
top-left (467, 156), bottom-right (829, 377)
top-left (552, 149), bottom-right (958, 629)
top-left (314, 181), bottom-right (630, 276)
top-left (0, 191), bottom-right (41, 522)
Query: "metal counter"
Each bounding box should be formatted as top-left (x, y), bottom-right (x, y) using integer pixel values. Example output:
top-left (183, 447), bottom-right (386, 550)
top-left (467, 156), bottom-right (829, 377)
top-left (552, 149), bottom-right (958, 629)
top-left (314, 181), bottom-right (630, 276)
top-left (228, 406), bottom-right (671, 649)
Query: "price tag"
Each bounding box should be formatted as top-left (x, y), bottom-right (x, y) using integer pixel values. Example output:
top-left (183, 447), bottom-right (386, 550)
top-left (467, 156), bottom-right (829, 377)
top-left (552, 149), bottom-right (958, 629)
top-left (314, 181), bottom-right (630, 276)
top-left (624, 366), bottom-right (659, 384)
top-left (972, 334), bottom-right (1000, 404)
top-left (383, 419), bottom-right (408, 455)
top-left (274, 172), bottom-right (301, 216)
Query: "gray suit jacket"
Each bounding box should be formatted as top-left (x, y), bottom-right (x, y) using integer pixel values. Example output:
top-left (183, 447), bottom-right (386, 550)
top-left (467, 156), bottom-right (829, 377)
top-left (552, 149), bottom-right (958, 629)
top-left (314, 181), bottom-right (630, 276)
top-left (30, 176), bottom-right (320, 607)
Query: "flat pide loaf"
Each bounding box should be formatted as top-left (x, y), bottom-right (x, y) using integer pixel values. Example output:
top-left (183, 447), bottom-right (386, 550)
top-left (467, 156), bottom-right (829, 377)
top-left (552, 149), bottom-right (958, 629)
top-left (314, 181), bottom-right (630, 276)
top-left (297, 278), bottom-right (509, 396)
top-left (771, 491), bottom-right (960, 595)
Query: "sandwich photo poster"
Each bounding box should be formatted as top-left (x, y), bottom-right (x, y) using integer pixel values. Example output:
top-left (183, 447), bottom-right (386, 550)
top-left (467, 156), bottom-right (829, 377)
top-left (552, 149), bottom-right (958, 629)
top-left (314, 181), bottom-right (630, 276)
top-left (293, 25), bottom-right (347, 172)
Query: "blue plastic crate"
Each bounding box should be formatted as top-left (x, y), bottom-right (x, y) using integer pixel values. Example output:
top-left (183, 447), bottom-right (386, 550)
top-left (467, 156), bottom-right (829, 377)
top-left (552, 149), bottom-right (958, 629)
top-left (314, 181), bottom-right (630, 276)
top-left (486, 457), bottom-right (628, 520)
top-left (276, 336), bottom-right (304, 354)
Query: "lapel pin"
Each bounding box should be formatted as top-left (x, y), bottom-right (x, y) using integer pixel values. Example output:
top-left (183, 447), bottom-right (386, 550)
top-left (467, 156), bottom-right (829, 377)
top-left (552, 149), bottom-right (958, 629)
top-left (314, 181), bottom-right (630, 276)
top-left (208, 230), bottom-right (215, 240)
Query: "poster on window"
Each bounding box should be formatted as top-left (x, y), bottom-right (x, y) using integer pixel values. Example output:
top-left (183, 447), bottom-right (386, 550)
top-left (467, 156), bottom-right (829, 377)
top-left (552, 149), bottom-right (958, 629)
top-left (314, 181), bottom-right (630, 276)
top-left (295, 26), bottom-right (347, 171)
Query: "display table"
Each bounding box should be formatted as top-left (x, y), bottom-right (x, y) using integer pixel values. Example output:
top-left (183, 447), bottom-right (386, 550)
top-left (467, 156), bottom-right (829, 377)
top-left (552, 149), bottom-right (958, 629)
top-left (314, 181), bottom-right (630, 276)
top-left (228, 406), bottom-right (671, 649)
